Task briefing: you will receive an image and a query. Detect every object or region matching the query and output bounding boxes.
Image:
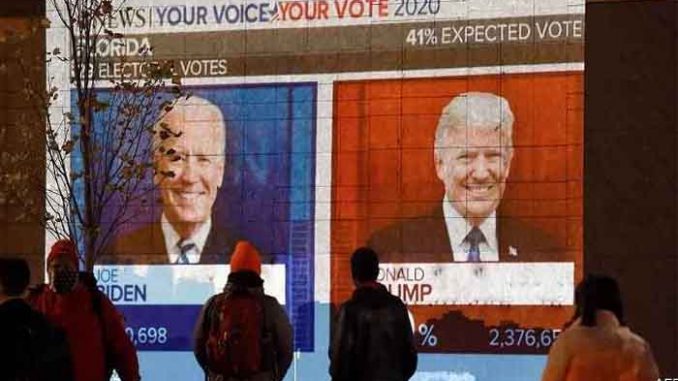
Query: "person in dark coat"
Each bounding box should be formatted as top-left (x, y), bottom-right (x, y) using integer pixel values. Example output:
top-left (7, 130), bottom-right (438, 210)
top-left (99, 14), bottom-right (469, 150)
top-left (329, 247), bottom-right (417, 381)
top-left (0, 257), bottom-right (73, 381)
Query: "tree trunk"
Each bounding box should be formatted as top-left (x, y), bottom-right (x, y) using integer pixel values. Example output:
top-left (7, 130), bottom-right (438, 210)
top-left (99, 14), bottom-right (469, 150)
top-left (80, 99), bottom-right (96, 271)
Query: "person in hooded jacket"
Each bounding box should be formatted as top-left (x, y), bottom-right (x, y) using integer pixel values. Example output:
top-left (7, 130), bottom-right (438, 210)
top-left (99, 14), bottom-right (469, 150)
top-left (541, 274), bottom-right (659, 381)
top-left (194, 240), bottom-right (293, 381)
top-left (27, 239), bottom-right (140, 381)
top-left (329, 247), bottom-right (418, 381)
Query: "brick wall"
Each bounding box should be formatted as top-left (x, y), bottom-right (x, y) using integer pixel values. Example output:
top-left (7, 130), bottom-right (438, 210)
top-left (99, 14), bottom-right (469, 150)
top-left (586, 0), bottom-right (678, 374)
top-left (0, 1), bottom-right (46, 283)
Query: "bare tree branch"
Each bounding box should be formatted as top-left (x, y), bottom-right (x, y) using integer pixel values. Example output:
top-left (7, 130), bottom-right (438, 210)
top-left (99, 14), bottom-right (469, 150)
top-left (5, 0), bottom-right (185, 269)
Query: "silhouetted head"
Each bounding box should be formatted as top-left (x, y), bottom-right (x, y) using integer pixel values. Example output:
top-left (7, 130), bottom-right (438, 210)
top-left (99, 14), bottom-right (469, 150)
top-left (351, 247), bottom-right (379, 284)
top-left (0, 258), bottom-right (30, 299)
top-left (575, 274), bottom-right (625, 327)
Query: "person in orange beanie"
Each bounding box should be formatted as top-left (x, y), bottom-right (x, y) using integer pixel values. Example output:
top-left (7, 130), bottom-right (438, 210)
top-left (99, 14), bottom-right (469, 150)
top-left (229, 240), bottom-right (262, 274)
top-left (28, 239), bottom-right (140, 381)
top-left (194, 240), bottom-right (293, 381)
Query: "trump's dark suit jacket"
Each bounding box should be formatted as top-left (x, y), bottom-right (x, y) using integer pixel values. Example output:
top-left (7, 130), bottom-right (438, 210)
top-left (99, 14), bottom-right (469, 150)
top-left (367, 206), bottom-right (570, 263)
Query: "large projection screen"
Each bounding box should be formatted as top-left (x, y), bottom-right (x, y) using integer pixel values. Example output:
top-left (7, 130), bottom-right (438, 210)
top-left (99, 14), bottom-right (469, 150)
top-left (46, 0), bottom-right (584, 379)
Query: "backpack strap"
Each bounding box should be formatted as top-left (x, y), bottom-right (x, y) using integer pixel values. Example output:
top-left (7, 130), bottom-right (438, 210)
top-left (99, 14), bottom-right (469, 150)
top-left (259, 295), bottom-right (280, 379)
top-left (79, 271), bottom-right (115, 378)
top-left (201, 294), bottom-right (221, 381)
top-left (79, 272), bottom-right (104, 317)
top-left (203, 294), bottom-right (221, 336)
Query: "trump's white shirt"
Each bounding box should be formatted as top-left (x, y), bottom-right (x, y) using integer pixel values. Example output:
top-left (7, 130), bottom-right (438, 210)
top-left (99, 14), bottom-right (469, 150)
top-left (442, 196), bottom-right (499, 262)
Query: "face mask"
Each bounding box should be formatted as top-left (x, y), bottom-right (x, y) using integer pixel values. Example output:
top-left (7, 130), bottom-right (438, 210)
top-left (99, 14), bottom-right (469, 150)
top-left (52, 270), bottom-right (78, 294)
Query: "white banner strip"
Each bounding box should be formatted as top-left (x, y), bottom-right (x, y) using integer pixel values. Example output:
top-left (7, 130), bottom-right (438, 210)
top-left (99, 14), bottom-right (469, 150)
top-left (93, 264), bottom-right (286, 305)
top-left (47, 0), bottom-right (584, 34)
top-left (378, 263), bottom-right (574, 306)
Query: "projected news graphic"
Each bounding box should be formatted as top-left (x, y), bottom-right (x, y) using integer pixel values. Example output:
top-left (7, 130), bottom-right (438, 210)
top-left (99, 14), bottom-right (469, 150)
top-left (331, 73), bottom-right (582, 354)
top-left (74, 84), bottom-right (317, 352)
top-left (46, 0), bottom-right (584, 378)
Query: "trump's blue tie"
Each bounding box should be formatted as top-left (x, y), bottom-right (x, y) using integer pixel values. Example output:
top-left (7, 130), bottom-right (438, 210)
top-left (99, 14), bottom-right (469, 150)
top-left (465, 227), bottom-right (484, 262)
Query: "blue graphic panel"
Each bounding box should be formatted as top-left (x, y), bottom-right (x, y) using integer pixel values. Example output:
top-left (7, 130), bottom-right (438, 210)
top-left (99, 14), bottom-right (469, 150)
top-left (72, 83), bottom-right (316, 351)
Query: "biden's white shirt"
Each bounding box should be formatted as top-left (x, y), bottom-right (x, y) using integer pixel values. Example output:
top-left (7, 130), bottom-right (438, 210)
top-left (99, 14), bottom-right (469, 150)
top-left (161, 214), bottom-right (212, 264)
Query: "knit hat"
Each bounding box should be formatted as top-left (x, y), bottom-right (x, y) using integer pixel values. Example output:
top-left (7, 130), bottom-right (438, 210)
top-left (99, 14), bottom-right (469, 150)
top-left (230, 241), bottom-right (261, 275)
top-left (47, 239), bottom-right (78, 266)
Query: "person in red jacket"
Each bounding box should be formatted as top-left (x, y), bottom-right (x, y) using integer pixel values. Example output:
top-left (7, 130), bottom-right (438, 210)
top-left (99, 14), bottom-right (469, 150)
top-left (28, 239), bottom-right (140, 381)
